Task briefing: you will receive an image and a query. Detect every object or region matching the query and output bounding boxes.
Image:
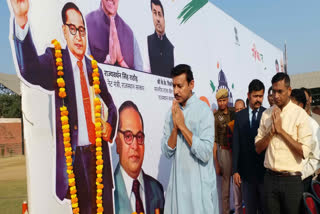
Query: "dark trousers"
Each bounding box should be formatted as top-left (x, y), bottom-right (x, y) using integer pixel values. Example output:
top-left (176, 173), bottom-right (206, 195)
top-left (73, 142), bottom-right (114, 214)
top-left (242, 179), bottom-right (265, 214)
top-left (264, 171), bottom-right (303, 214)
top-left (302, 175), bottom-right (313, 193)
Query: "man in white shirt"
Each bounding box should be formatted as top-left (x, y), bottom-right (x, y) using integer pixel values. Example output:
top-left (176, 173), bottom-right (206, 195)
top-left (114, 101), bottom-right (165, 214)
top-left (290, 89), bottom-right (320, 192)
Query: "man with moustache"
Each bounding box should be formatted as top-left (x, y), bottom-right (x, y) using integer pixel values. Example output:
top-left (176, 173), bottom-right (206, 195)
top-left (232, 80), bottom-right (266, 214)
top-left (146, 0), bottom-right (174, 77)
top-left (86, 0), bottom-right (143, 70)
top-left (255, 73), bottom-right (312, 214)
top-left (114, 101), bottom-right (164, 214)
top-left (213, 88), bottom-right (235, 214)
top-left (161, 64), bottom-right (218, 214)
top-left (11, 1), bottom-right (117, 213)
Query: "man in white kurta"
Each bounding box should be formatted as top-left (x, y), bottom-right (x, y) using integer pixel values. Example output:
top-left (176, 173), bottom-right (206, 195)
top-left (161, 64), bottom-right (219, 214)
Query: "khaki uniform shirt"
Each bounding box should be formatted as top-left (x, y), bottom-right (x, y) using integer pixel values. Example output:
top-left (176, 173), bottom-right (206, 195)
top-left (214, 107), bottom-right (235, 146)
top-left (255, 101), bottom-right (312, 172)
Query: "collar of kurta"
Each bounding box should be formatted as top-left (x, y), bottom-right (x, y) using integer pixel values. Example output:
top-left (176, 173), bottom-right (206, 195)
top-left (180, 92), bottom-right (196, 109)
top-left (281, 100), bottom-right (293, 113)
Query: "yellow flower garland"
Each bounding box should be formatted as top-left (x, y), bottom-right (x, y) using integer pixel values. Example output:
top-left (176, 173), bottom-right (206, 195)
top-left (52, 39), bottom-right (104, 214)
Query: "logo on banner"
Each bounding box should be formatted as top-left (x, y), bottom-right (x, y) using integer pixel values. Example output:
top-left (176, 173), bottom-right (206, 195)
top-left (234, 27), bottom-right (240, 46)
top-left (251, 43), bottom-right (264, 63)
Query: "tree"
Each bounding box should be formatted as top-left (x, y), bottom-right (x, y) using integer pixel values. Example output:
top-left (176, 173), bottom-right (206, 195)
top-left (0, 85), bottom-right (22, 118)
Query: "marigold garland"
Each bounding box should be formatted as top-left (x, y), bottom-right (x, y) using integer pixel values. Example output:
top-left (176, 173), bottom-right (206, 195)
top-left (51, 39), bottom-right (104, 214)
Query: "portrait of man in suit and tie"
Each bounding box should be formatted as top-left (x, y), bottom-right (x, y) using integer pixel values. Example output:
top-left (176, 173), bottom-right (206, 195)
top-left (86, 0), bottom-right (143, 70)
top-left (10, 1), bottom-right (117, 213)
top-left (145, 0), bottom-right (174, 77)
top-left (114, 100), bottom-right (165, 214)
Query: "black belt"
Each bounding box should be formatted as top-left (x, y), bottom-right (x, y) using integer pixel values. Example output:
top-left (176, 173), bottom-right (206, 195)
top-left (267, 169), bottom-right (302, 177)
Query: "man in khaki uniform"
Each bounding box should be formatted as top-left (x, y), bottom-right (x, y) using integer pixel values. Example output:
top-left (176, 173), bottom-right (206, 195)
top-left (213, 88), bottom-right (235, 214)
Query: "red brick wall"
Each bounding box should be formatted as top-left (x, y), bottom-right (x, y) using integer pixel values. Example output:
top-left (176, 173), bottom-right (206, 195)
top-left (0, 119), bottom-right (22, 157)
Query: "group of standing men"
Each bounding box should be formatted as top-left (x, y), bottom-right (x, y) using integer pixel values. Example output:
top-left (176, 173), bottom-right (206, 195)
top-left (213, 72), bottom-right (320, 214)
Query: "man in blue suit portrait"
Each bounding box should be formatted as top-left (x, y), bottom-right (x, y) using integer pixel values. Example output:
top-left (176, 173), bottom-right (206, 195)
top-left (114, 101), bottom-right (165, 214)
top-left (10, 1), bottom-right (117, 213)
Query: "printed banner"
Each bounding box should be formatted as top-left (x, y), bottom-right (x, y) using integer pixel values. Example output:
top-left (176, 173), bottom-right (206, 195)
top-left (7, 0), bottom-right (283, 213)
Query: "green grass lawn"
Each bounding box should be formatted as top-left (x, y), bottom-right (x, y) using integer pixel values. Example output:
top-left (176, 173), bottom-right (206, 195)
top-left (0, 156), bottom-right (27, 214)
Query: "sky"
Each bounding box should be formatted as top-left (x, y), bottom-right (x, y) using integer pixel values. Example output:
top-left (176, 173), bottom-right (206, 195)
top-left (1, 0), bottom-right (319, 75)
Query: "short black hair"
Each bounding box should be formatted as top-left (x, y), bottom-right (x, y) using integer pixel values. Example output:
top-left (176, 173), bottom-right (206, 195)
top-left (300, 87), bottom-right (311, 97)
top-left (268, 86), bottom-right (272, 95)
top-left (151, 0), bottom-right (164, 16)
top-left (61, 2), bottom-right (85, 26)
top-left (118, 101), bottom-right (144, 131)
top-left (171, 64), bottom-right (194, 83)
top-left (248, 79), bottom-right (265, 93)
top-left (291, 89), bottom-right (307, 109)
top-left (235, 99), bottom-right (245, 106)
top-left (271, 73), bottom-right (290, 88)
top-left (246, 98), bottom-right (249, 107)
top-left (275, 59), bottom-right (279, 65)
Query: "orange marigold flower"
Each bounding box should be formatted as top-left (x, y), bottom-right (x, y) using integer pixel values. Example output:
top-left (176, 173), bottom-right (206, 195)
top-left (97, 207), bottom-right (103, 213)
top-left (61, 111), bottom-right (69, 116)
top-left (58, 71), bottom-right (64, 76)
top-left (62, 128), bottom-right (70, 133)
top-left (96, 199), bottom-right (102, 204)
top-left (70, 188), bottom-right (77, 195)
top-left (97, 191), bottom-right (102, 196)
top-left (95, 108), bottom-right (101, 114)
top-left (64, 137), bottom-right (71, 142)
top-left (97, 184), bottom-right (104, 189)
top-left (65, 151), bottom-right (72, 156)
top-left (64, 143), bottom-right (71, 148)
top-left (68, 174), bottom-right (75, 179)
top-left (96, 159), bottom-right (104, 165)
top-left (56, 61), bottom-right (63, 66)
top-left (51, 39), bottom-right (57, 44)
top-left (96, 151), bottom-right (102, 156)
top-left (95, 118), bottom-right (102, 123)
top-left (97, 207), bottom-right (104, 212)
top-left (93, 80), bottom-right (100, 85)
top-left (92, 72), bottom-right (100, 77)
top-left (69, 181), bottom-right (75, 187)
top-left (95, 88), bottom-right (101, 94)
top-left (66, 157), bottom-right (73, 163)
top-left (71, 198), bottom-right (78, 204)
top-left (96, 177), bottom-right (103, 183)
top-left (55, 52), bottom-right (62, 58)
top-left (96, 142), bottom-right (102, 147)
top-left (96, 169), bottom-right (103, 174)
top-left (67, 166), bottom-right (73, 170)
top-left (72, 207), bottom-right (80, 214)
top-left (95, 126), bottom-right (102, 131)
top-left (94, 98), bottom-right (101, 105)
top-left (59, 91), bottom-right (67, 98)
